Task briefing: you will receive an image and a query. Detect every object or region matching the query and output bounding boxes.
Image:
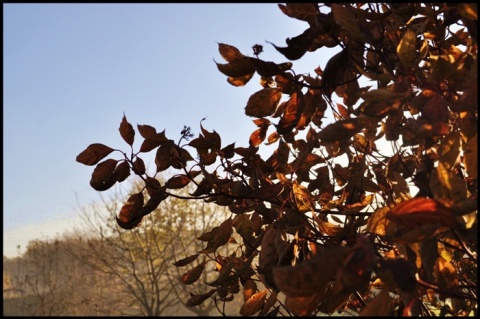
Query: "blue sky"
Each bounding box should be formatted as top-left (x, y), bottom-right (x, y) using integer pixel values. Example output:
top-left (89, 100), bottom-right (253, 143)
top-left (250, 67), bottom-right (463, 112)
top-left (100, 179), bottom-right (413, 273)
top-left (4, 3), bottom-right (340, 257)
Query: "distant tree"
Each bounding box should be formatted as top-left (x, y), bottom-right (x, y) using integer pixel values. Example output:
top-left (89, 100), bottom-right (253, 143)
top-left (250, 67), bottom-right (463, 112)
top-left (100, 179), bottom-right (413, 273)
top-left (68, 180), bottom-right (227, 316)
top-left (11, 239), bottom-right (73, 316)
top-left (77, 3), bottom-right (477, 316)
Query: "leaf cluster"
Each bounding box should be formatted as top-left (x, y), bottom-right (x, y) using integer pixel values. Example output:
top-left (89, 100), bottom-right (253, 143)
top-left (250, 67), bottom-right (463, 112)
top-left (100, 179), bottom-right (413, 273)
top-left (77, 3), bottom-right (477, 316)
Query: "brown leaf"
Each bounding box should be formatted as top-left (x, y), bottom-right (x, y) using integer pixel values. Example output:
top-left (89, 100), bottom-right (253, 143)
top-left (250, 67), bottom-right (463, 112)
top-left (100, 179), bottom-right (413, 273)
top-left (186, 289), bottom-right (216, 307)
top-left (249, 126), bottom-right (268, 147)
top-left (250, 58), bottom-right (292, 77)
top-left (259, 290), bottom-right (278, 316)
top-left (276, 91), bottom-right (304, 134)
top-left (116, 192), bottom-right (144, 229)
top-left (76, 143), bottom-right (114, 166)
top-left (218, 43), bottom-right (244, 62)
top-left (155, 141), bottom-right (175, 172)
top-left (245, 88), bottom-right (282, 118)
top-left (165, 174), bottom-right (191, 189)
top-left (119, 114), bottom-right (135, 146)
top-left (387, 197), bottom-right (461, 229)
top-left (318, 118), bottom-right (367, 142)
top-left (331, 3), bottom-right (363, 41)
top-left (292, 180), bottom-right (315, 213)
top-left (180, 261), bottom-right (205, 285)
top-left (358, 288), bottom-right (394, 316)
top-left (277, 3), bottom-right (318, 24)
top-left (132, 157), bottom-right (146, 175)
top-left (90, 159), bottom-right (118, 191)
top-left (114, 160), bottom-right (130, 182)
top-left (227, 72), bottom-right (254, 87)
top-left (284, 292), bottom-right (324, 316)
top-left (243, 279), bottom-right (257, 302)
top-left (268, 27), bottom-right (318, 60)
top-left (215, 57), bottom-right (255, 77)
top-left (273, 246), bottom-right (348, 297)
top-left (173, 254), bottom-right (199, 267)
top-left (397, 28), bottom-right (417, 69)
top-left (429, 162), bottom-right (467, 202)
top-left (139, 138), bottom-right (163, 153)
top-left (239, 289), bottom-right (267, 316)
top-left (200, 218), bottom-right (233, 253)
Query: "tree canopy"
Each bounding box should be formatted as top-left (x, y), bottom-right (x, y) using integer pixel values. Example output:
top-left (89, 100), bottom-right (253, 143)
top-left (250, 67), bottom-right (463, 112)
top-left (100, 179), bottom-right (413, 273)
top-left (77, 3), bottom-right (477, 316)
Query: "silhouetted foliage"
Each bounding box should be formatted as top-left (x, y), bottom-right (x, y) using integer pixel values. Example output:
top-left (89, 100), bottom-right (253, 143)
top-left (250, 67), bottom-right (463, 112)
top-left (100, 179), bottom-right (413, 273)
top-left (77, 3), bottom-right (477, 316)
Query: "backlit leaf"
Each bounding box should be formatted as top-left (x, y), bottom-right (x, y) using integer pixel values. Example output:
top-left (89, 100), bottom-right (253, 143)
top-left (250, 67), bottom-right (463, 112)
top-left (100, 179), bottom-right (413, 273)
top-left (119, 114), bottom-right (135, 146)
top-left (218, 43), bottom-right (244, 62)
top-left (239, 289), bottom-right (267, 316)
top-left (397, 28), bottom-right (417, 69)
top-left (180, 261), bottom-right (205, 285)
top-left (227, 72), bottom-right (254, 87)
top-left (76, 143), bottom-right (114, 166)
top-left (278, 3), bottom-right (318, 24)
top-left (116, 192), bottom-right (144, 229)
top-left (243, 279), bottom-right (257, 302)
top-left (387, 197), bottom-right (461, 229)
top-left (318, 118), bottom-right (367, 142)
top-left (165, 174), bottom-right (191, 189)
top-left (429, 162), bottom-right (467, 202)
top-left (245, 88), bottom-right (282, 118)
top-left (215, 58), bottom-right (255, 77)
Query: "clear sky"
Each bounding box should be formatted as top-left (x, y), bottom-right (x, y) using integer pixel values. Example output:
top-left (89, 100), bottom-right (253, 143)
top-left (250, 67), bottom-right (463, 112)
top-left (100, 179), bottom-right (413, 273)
top-left (4, 3), bottom-right (340, 257)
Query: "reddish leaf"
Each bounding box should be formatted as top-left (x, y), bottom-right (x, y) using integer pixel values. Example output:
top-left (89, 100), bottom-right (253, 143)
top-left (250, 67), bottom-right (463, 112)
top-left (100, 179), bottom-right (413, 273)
top-left (139, 138), bottom-right (163, 153)
top-left (132, 157), bottom-right (146, 175)
top-left (180, 261), bottom-right (205, 285)
top-left (218, 42), bottom-right (244, 62)
top-left (318, 118), bottom-right (368, 142)
top-left (278, 3), bottom-right (319, 24)
top-left (245, 88), bottom-right (282, 118)
top-left (76, 143), bottom-right (114, 166)
top-left (276, 91), bottom-right (304, 134)
top-left (249, 127), bottom-right (268, 147)
top-left (116, 192), bottom-right (144, 229)
top-left (119, 114), bottom-right (135, 146)
top-left (114, 160), bottom-right (130, 182)
top-left (155, 141), bottom-right (175, 172)
top-left (387, 197), bottom-right (461, 229)
top-left (90, 159), bottom-right (118, 191)
top-left (165, 174), bottom-right (191, 189)
top-left (227, 73), bottom-right (254, 87)
top-left (215, 57), bottom-right (255, 77)
top-left (173, 254), bottom-right (200, 267)
top-left (200, 124), bottom-right (221, 150)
